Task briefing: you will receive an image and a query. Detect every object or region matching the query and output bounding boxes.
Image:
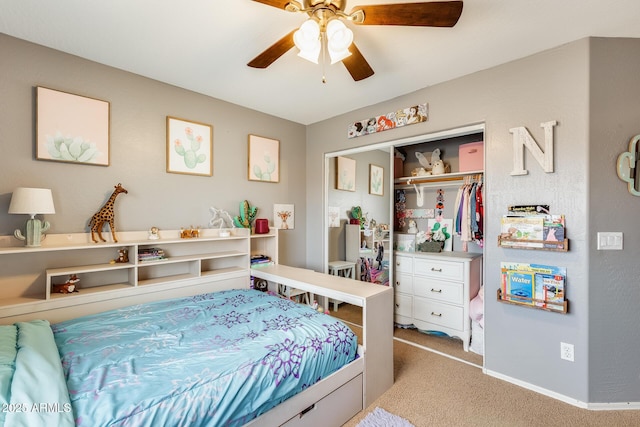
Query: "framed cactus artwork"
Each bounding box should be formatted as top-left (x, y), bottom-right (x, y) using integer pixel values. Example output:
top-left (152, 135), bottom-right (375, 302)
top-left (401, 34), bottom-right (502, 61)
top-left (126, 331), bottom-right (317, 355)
top-left (166, 116), bottom-right (213, 176)
top-left (36, 86), bottom-right (110, 166)
top-left (336, 156), bottom-right (356, 191)
top-left (369, 164), bottom-right (384, 196)
top-left (248, 134), bottom-right (280, 183)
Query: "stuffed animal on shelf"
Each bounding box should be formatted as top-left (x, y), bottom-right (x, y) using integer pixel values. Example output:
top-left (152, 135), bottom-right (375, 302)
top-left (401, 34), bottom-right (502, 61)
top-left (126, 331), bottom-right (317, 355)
top-left (415, 148), bottom-right (441, 170)
top-left (52, 274), bottom-right (80, 294)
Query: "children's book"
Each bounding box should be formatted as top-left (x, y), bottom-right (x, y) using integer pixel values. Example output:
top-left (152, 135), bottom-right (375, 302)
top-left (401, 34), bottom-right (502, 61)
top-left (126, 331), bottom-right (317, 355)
top-left (501, 262), bottom-right (566, 309)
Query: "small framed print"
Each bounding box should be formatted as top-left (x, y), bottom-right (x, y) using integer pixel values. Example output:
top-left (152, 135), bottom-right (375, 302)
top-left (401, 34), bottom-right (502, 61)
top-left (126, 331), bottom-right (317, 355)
top-left (369, 164), bottom-right (384, 196)
top-left (166, 116), bottom-right (213, 176)
top-left (36, 86), bottom-right (110, 166)
top-left (248, 134), bottom-right (280, 183)
top-left (274, 204), bottom-right (294, 229)
top-left (336, 156), bottom-right (356, 191)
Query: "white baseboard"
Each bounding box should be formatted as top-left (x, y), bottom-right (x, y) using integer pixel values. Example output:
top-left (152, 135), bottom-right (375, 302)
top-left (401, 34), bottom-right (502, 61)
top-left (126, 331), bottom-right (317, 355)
top-left (484, 368), bottom-right (640, 410)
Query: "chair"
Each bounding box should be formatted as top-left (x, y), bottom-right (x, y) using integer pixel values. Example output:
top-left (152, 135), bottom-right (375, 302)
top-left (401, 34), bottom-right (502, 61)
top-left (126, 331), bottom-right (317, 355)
top-left (278, 283), bottom-right (311, 305)
top-left (327, 260), bottom-right (357, 311)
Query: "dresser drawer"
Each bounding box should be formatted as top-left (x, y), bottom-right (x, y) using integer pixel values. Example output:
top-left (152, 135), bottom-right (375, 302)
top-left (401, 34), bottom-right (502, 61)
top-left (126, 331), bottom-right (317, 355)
top-left (414, 258), bottom-right (464, 281)
top-left (394, 256), bottom-right (413, 274)
top-left (394, 293), bottom-right (412, 318)
top-left (394, 273), bottom-right (413, 295)
top-left (413, 277), bottom-right (462, 305)
top-left (413, 298), bottom-right (463, 330)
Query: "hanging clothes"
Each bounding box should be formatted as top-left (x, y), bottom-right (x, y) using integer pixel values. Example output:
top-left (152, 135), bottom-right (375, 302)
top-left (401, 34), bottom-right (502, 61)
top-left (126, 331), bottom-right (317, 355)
top-left (454, 176), bottom-right (484, 249)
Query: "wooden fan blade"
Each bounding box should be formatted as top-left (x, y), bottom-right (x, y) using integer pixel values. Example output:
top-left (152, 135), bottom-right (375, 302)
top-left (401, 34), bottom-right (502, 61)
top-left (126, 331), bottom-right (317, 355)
top-left (248, 30), bottom-right (296, 69)
top-left (342, 43), bottom-right (374, 81)
top-left (352, 1), bottom-right (463, 27)
top-left (252, 0), bottom-right (291, 10)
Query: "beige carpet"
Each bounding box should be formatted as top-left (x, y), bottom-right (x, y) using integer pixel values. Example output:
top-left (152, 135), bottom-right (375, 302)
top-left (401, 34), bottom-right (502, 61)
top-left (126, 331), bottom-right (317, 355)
top-left (331, 304), bottom-right (640, 427)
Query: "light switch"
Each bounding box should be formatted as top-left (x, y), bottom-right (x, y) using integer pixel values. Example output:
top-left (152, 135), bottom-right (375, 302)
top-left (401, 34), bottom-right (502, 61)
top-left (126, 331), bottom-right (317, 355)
top-left (597, 232), bottom-right (623, 250)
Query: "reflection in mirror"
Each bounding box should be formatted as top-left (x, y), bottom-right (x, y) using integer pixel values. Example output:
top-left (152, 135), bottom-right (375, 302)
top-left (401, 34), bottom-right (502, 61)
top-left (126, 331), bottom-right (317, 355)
top-left (326, 148), bottom-right (392, 285)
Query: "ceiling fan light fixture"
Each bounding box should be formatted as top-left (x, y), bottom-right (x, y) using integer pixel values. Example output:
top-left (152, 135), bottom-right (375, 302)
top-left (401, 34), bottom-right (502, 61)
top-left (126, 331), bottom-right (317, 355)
top-left (326, 19), bottom-right (353, 64)
top-left (294, 19), bottom-right (321, 63)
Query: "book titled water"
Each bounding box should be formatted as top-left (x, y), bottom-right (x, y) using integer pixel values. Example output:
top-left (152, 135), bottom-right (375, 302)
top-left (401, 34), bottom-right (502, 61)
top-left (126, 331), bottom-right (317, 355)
top-left (501, 262), bottom-right (566, 309)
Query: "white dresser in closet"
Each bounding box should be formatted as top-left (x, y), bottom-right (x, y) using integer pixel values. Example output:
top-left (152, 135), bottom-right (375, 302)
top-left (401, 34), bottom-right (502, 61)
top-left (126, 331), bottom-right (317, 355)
top-left (394, 251), bottom-right (482, 351)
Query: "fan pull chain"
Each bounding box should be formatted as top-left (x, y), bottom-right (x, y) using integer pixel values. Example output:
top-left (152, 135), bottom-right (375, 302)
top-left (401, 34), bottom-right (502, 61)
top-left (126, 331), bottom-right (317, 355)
top-left (321, 33), bottom-right (327, 83)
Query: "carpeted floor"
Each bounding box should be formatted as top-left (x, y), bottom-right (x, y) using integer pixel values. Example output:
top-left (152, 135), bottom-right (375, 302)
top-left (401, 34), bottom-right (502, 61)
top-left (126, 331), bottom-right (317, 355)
top-left (331, 303), bottom-right (640, 427)
top-left (330, 302), bottom-right (483, 366)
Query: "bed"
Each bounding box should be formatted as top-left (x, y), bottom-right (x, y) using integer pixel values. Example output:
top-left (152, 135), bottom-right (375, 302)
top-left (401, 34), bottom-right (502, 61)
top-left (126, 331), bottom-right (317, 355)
top-left (1, 265), bottom-right (393, 427)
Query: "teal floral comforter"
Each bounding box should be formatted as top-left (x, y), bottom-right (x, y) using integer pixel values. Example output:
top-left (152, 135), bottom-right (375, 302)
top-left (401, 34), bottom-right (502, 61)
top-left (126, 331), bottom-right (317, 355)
top-left (52, 289), bottom-right (358, 426)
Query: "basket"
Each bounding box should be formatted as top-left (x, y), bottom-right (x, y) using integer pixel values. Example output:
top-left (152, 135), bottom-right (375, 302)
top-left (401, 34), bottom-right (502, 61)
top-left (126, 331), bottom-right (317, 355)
top-left (417, 241), bottom-right (444, 252)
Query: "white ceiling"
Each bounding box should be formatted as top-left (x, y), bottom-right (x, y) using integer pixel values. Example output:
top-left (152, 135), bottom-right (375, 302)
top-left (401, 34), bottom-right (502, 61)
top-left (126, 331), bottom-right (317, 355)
top-left (2, 0), bottom-right (640, 125)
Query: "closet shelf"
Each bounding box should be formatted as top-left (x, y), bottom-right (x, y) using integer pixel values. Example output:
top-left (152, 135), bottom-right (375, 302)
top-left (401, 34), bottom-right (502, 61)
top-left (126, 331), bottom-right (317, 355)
top-left (394, 171), bottom-right (483, 189)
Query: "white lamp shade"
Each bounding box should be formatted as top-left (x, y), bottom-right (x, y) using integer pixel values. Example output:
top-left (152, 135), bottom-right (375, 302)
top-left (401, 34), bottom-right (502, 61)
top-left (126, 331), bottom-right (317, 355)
top-left (8, 188), bottom-right (56, 215)
top-left (326, 20), bottom-right (353, 64)
top-left (294, 19), bottom-right (321, 64)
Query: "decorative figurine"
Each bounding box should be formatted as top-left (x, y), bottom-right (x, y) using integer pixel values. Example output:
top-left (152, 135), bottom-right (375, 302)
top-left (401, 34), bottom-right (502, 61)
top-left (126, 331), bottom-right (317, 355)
top-left (148, 226), bottom-right (160, 240)
top-left (233, 200), bottom-right (258, 229)
top-left (209, 207), bottom-right (235, 229)
top-left (180, 226), bottom-right (200, 238)
top-left (52, 274), bottom-right (80, 294)
top-left (89, 183), bottom-right (128, 243)
top-left (115, 248), bottom-right (129, 263)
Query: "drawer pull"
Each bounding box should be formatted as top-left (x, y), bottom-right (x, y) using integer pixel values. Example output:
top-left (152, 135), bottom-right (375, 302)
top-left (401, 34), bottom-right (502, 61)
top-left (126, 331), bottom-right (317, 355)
top-left (431, 312), bottom-right (442, 317)
top-left (300, 403), bottom-right (316, 417)
top-left (430, 288), bottom-right (442, 293)
top-left (396, 281), bottom-right (400, 286)
top-left (431, 267), bottom-right (443, 272)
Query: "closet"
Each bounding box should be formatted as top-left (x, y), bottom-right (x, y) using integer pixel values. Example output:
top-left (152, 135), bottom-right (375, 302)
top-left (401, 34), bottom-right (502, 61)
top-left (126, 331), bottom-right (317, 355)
top-left (392, 129), bottom-right (485, 354)
top-left (324, 124), bottom-right (485, 355)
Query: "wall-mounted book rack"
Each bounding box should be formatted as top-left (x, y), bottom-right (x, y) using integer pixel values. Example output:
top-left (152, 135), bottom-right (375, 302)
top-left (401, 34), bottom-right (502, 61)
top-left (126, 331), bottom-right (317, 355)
top-left (497, 289), bottom-right (568, 314)
top-left (498, 236), bottom-right (569, 252)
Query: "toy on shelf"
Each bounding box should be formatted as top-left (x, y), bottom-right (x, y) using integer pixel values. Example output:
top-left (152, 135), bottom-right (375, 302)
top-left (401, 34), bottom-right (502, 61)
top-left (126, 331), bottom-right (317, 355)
top-left (52, 274), bottom-right (80, 294)
top-left (148, 226), bottom-right (160, 240)
top-left (180, 226), bottom-right (200, 238)
top-left (89, 183), bottom-right (128, 243)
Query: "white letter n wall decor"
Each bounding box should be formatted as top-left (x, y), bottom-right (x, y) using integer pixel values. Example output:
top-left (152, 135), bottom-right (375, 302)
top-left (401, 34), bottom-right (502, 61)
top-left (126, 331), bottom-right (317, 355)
top-left (509, 121), bottom-right (557, 175)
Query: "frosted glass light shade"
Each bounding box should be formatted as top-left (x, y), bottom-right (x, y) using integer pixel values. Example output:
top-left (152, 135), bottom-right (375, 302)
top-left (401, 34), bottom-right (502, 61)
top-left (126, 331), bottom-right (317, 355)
top-left (9, 187), bottom-right (55, 216)
top-left (326, 19), bottom-right (353, 64)
top-left (294, 19), bottom-right (321, 64)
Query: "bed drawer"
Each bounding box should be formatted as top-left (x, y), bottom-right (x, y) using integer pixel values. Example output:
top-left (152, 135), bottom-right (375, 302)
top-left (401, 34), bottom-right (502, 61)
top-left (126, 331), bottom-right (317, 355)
top-left (413, 277), bottom-right (462, 305)
top-left (414, 258), bottom-right (463, 281)
top-left (282, 374), bottom-right (363, 426)
top-left (413, 298), bottom-right (463, 330)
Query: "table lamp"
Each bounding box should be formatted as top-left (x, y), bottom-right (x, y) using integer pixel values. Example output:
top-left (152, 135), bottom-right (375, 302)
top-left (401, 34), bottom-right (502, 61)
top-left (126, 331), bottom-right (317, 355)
top-left (8, 187), bottom-right (56, 247)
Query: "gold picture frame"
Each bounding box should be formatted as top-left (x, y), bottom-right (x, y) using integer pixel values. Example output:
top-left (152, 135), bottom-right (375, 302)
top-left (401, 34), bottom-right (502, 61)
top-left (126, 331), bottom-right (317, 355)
top-left (166, 116), bottom-right (213, 176)
top-left (248, 134), bottom-right (280, 183)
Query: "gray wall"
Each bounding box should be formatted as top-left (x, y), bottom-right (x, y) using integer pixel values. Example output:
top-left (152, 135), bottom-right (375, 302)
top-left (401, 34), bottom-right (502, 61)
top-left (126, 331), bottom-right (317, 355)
top-left (0, 34), bottom-right (307, 266)
top-left (588, 38), bottom-right (640, 403)
top-left (307, 38), bottom-right (640, 404)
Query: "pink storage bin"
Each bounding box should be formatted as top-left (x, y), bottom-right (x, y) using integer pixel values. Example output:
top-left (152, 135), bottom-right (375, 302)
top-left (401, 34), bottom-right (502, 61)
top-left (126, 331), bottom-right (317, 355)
top-left (459, 141), bottom-right (484, 172)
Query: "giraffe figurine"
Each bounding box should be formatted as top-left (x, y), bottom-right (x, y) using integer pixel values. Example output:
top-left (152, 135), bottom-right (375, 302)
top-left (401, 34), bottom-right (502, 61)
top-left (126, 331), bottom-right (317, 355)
top-left (89, 183), bottom-right (128, 243)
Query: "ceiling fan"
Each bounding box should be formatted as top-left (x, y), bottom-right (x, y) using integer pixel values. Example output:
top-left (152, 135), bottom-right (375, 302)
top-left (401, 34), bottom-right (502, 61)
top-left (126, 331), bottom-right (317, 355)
top-left (248, 1), bottom-right (463, 81)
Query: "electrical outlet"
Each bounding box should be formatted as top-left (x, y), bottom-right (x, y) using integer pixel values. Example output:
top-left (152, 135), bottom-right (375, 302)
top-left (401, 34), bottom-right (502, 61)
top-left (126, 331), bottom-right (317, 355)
top-left (560, 342), bottom-right (574, 362)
